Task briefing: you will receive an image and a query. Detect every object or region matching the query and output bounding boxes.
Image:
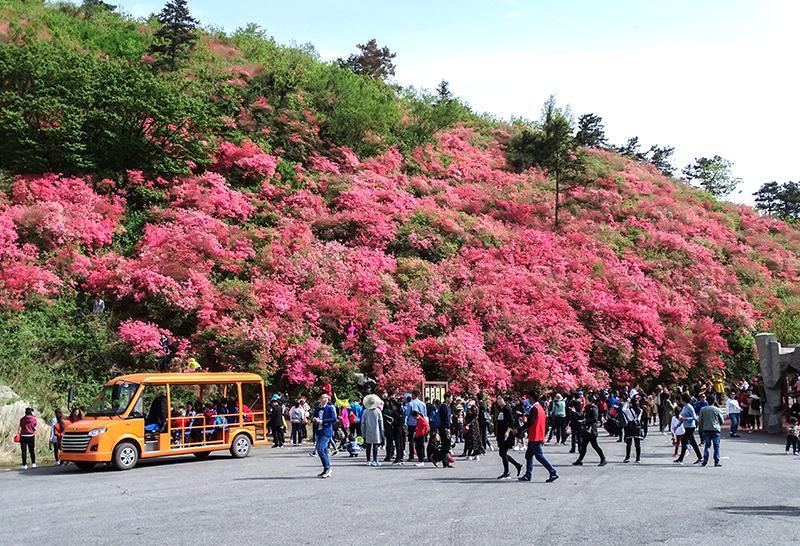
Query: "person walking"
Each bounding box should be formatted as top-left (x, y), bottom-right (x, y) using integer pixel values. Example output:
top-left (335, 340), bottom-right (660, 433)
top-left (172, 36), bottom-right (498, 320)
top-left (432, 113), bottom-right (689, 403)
top-left (674, 393), bottom-right (702, 465)
top-left (566, 392), bottom-right (582, 453)
top-left (725, 392), bottom-right (741, 438)
top-left (786, 417), bottom-right (799, 455)
top-left (621, 398), bottom-right (644, 463)
top-left (18, 408), bottom-right (37, 470)
top-left (698, 394), bottom-right (724, 467)
top-left (361, 401), bottom-right (384, 467)
top-left (495, 395), bottom-right (522, 479)
top-left (573, 394), bottom-right (607, 467)
top-left (518, 391), bottom-right (559, 483)
top-left (313, 394), bottom-right (336, 478)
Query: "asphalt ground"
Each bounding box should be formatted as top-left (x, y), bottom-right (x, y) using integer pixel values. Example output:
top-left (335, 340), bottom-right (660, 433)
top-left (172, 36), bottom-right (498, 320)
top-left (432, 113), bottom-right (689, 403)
top-left (0, 428), bottom-right (797, 545)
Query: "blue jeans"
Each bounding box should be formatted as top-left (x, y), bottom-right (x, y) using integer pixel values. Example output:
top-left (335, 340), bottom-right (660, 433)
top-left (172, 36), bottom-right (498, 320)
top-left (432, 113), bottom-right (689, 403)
top-left (703, 431), bottom-right (721, 465)
top-left (729, 413), bottom-right (740, 436)
top-left (316, 434), bottom-right (332, 470)
top-left (524, 441), bottom-right (557, 478)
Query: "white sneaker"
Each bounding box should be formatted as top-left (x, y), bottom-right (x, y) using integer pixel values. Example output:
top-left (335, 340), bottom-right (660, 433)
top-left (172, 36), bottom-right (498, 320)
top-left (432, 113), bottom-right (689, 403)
top-left (20, 465), bottom-right (27, 470)
top-left (53, 462), bottom-right (60, 466)
top-left (375, 461), bottom-right (382, 466)
top-left (414, 462), bottom-right (425, 467)
top-left (475, 455), bottom-right (480, 462)
top-left (31, 463), bottom-right (36, 469)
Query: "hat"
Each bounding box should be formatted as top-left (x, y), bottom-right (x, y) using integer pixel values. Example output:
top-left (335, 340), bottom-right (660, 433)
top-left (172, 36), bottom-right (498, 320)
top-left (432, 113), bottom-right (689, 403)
top-left (578, 391), bottom-right (584, 396)
top-left (271, 394), bottom-right (280, 401)
top-left (554, 394), bottom-right (563, 401)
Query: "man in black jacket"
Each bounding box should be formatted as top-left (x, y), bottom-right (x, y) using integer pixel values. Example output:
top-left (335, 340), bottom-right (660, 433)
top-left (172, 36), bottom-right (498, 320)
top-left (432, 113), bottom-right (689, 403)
top-left (439, 394), bottom-right (453, 467)
top-left (573, 394), bottom-right (607, 466)
top-left (495, 395), bottom-right (521, 478)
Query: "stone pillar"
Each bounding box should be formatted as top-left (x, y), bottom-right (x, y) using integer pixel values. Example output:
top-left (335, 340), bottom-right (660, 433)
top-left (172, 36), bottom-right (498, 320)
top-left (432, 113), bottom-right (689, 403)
top-left (755, 333), bottom-right (783, 434)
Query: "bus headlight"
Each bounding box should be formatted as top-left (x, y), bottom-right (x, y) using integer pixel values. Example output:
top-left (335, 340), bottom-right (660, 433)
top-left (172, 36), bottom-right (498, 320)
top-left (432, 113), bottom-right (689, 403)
top-left (87, 428), bottom-right (107, 437)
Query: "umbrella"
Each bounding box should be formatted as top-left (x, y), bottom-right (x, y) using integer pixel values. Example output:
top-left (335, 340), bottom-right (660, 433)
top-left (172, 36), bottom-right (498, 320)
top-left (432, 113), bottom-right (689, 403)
top-left (363, 394), bottom-right (381, 410)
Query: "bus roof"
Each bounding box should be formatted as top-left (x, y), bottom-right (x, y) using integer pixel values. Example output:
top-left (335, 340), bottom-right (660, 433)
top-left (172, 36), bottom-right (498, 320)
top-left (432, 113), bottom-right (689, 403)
top-left (107, 372), bottom-right (264, 385)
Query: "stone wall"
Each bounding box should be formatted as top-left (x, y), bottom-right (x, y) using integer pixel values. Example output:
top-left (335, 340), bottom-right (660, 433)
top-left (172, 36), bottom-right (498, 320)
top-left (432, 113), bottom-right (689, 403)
top-left (755, 333), bottom-right (800, 434)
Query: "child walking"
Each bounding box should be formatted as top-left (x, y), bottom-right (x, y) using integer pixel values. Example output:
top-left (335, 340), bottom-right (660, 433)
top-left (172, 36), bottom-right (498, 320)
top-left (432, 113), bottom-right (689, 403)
top-left (786, 417), bottom-right (799, 455)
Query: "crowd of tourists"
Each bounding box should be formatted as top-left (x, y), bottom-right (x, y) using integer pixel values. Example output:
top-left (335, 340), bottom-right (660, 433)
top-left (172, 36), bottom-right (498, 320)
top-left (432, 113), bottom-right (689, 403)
top-left (15, 373), bottom-right (800, 472)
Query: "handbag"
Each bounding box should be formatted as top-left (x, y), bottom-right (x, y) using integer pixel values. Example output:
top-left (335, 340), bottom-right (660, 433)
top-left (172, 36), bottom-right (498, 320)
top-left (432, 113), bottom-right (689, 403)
top-left (13, 434), bottom-right (20, 443)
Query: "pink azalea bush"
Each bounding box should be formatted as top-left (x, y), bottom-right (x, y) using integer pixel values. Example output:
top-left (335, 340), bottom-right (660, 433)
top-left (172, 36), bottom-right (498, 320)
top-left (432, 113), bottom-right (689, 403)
top-left (2, 127), bottom-right (799, 392)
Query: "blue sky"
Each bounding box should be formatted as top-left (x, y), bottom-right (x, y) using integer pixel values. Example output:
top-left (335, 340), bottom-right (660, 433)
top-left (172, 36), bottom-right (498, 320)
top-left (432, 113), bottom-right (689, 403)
top-left (113, 0), bottom-right (799, 204)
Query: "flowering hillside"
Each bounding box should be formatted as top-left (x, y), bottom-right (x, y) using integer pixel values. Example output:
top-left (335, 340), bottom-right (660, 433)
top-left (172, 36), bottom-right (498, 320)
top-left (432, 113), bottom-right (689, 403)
top-left (1, 1), bottom-right (798, 402)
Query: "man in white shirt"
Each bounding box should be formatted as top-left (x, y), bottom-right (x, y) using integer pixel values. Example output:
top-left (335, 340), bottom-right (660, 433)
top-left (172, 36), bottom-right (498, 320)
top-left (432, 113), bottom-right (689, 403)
top-left (725, 393), bottom-right (741, 438)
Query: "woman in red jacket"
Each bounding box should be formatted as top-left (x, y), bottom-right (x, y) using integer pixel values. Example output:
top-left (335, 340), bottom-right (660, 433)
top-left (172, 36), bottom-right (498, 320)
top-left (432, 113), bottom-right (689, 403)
top-left (18, 408), bottom-right (37, 470)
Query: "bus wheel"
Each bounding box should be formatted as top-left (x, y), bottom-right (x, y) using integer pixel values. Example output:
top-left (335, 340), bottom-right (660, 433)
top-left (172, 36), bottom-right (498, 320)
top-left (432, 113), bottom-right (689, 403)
top-left (112, 441), bottom-right (139, 471)
top-left (230, 433), bottom-right (251, 458)
top-left (74, 462), bottom-right (95, 471)
top-left (193, 451), bottom-right (211, 460)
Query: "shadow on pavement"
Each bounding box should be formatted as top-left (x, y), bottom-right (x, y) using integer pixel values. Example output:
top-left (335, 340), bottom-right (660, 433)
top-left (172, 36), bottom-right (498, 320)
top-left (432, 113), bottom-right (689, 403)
top-left (713, 505), bottom-right (800, 517)
top-left (233, 476), bottom-right (317, 481)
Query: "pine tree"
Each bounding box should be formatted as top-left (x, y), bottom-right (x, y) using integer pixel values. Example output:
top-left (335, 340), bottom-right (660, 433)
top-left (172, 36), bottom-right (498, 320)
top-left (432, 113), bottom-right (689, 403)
top-left (147, 0), bottom-right (198, 72)
top-left (507, 96), bottom-right (584, 229)
top-left (575, 113), bottom-right (608, 148)
top-left (338, 38), bottom-right (396, 79)
top-left (682, 155), bottom-right (740, 198)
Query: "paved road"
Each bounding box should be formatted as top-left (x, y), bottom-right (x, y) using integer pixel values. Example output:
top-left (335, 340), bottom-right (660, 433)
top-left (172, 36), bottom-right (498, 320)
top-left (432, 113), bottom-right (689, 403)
top-left (1, 430), bottom-right (797, 545)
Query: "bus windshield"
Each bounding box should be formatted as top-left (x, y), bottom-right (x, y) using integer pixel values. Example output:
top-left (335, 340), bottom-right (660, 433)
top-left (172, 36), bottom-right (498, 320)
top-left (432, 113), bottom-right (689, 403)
top-left (86, 382), bottom-right (140, 417)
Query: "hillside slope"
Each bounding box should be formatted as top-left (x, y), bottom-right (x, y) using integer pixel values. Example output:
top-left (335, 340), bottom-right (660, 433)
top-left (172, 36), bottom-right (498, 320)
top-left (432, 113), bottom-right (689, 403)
top-left (1, 1), bottom-right (798, 404)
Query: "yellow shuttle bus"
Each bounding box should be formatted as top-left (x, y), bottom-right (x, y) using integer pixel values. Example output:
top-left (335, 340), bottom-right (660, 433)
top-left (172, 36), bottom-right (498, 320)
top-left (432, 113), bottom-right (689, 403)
top-left (60, 372), bottom-right (268, 470)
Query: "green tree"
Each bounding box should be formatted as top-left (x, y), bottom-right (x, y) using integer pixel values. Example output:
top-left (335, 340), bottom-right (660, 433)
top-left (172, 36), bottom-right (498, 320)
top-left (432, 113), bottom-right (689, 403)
top-left (646, 144), bottom-right (675, 177)
top-left (754, 181), bottom-right (800, 220)
top-left (0, 41), bottom-right (213, 175)
top-left (436, 80), bottom-right (453, 103)
top-left (682, 155), bottom-right (741, 198)
top-left (147, 0), bottom-right (198, 72)
top-left (615, 136), bottom-right (646, 161)
top-left (575, 113), bottom-right (608, 148)
top-left (338, 38), bottom-right (396, 79)
top-left (507, 96), bottom-right (583, 229)
top-left (754, 181), bottom-right (783, 216)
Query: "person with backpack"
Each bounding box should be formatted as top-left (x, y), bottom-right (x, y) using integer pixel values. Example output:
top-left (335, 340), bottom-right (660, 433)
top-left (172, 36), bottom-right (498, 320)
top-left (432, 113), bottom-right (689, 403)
top-left (621, 397), bottom-right (644, 463)
top-left (573, 393), bottom-right (607, 467)
top-left (18, 408), bottom-right (37, 470)
top-left (748, 390), bottom-right (762, 432)
top-left (674, 392), bottom-right (702, 465)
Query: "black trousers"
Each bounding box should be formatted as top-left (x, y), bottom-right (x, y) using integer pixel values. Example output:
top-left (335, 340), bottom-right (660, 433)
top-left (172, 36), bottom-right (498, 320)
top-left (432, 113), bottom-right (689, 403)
top-left (439, 427), bottom-right (452, 467)
top-left (407, 425), bottom-right (417, 458)
top-left (365, 443), bottom-right (379, 461)
top-left (625, 437), bottom-right (641, 460)
top-left (577, 434), bottom-right (605, 462)
top-left (498, 438), bottom-right (520, 474)
top-left (569, 421), bottom-right (579, 451)
top-left (384, 433), bottom-right (394, 461)
top-left (20, 436), bottom-right (35, 465)
top-left (678, 427), bottom-right (701, 461)
top-left (393, 431), bottom-right (406, 462)
top-left (414, 436), bottom-right (425, 462)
